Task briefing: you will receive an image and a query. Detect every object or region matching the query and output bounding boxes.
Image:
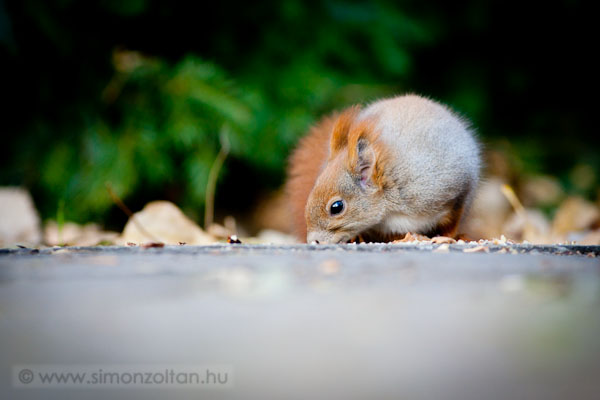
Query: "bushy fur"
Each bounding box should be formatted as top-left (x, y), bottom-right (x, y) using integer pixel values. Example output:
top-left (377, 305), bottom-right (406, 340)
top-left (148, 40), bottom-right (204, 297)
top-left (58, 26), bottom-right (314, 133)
top-left (286, 94), bottom-right (481, 243)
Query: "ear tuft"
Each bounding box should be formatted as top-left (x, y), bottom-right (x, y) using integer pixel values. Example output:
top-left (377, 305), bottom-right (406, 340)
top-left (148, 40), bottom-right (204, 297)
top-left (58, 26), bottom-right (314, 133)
top-left (346, 117), bottom-right (389, 189)
top-left (329, 107), bottom-right (388, 189)
top-left (330, 106), bottom-right (361, 156)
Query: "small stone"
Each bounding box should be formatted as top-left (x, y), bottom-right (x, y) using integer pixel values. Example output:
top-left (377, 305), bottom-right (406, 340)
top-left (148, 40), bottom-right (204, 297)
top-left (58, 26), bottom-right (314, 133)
top-left (463, 245), bottom-right (489, 253)
top-left (433, 244), bottom-right (450, 253)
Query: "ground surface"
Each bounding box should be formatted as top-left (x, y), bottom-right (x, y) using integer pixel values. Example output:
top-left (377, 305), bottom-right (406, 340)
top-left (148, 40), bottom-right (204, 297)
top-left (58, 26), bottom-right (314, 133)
top-left (1, 243), bottom-right (599, 400)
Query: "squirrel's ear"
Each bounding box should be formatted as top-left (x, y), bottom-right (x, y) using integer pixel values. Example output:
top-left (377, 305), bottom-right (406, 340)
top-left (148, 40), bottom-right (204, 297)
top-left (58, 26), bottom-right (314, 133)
top-left (356, 138), bottom-right (376, 188)
top-left (346, 116), bottom-right (380, 188)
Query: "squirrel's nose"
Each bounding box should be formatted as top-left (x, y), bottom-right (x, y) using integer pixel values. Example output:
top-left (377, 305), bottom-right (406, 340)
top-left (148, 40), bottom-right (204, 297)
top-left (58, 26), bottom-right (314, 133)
top-left (307, 231), bottom-right (333, 244)
top-left (307, 231), bottom-right (325, 244)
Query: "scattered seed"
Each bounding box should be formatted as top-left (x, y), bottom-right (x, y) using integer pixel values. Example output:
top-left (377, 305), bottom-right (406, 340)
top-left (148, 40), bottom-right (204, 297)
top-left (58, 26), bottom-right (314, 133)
top-left (227, 235), bottom-right (242, 244)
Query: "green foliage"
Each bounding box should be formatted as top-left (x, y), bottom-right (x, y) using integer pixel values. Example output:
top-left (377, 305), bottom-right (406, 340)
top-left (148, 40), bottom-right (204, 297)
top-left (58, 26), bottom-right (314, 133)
top-left (28, 50), bottom-right (395, 222)
top-left (38, 55), bottom-right (253, 220)
top-left (1, 0), bottom-right (596, 224)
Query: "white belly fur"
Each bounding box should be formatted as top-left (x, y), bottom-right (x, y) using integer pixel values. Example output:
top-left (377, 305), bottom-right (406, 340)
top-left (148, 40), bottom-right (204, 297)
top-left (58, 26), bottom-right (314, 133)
top-left (377, 212), bottom-right (444, 235)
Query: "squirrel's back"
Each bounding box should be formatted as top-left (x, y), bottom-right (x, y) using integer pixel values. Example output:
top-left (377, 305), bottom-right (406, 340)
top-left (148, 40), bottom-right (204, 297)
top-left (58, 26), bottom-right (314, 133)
top-left (358, 94), bottom-right (480, 216)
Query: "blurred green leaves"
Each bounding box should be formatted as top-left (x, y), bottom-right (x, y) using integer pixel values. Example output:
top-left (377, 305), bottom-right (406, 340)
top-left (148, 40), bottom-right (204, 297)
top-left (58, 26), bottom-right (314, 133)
top-left (2, 0), bottom-right (440, 223)
top-left (3, 0), bottom-right (595, 224)
top-left (27, 47), bottom-right (394, 222)
top-left (67, 53), bottom-right (257, 220)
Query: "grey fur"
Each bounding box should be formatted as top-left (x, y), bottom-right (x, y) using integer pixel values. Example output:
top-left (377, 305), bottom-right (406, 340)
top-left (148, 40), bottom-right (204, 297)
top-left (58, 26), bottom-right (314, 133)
top-left (306, 94), bottom-right (481, 244)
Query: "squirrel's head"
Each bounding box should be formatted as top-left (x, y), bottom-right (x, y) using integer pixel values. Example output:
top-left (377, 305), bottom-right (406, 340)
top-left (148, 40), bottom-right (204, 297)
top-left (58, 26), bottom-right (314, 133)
top-left (305, 107), bottom-right (389, 244)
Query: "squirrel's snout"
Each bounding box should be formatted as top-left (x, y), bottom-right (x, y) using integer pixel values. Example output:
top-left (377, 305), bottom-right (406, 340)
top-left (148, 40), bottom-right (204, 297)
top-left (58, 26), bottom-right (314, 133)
top-left (307, 230), bottom-right (349, 244)
top-left (307, 231), bottom-right (333, 245)
top-left (307, 231), bottom-right (322, 244)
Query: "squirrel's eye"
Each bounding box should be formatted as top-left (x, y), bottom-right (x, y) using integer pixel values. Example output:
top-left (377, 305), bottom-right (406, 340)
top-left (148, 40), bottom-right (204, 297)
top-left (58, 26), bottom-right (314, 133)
top-left (330, 200), bottom-right (345, 216)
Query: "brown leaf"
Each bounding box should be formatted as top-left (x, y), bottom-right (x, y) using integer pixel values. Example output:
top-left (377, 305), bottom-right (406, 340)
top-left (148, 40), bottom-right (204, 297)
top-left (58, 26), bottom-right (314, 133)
top-left (119, 201), bottom-right (215, 245)
top-left (579, 230), bottom-right (600, 245)
top-left (552, 197), bottom-right (600, 235)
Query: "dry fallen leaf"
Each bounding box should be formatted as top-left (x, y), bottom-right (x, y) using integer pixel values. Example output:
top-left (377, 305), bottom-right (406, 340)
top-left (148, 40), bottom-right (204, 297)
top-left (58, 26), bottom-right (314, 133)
top-left (552, 197), bottom-right (600, 235)
top-left (119, 201), bottom-right (215, 245)
top-left (208, 222), bottom-right (236, 239)
top-left (519, 174), bottom-right (564, 208)
top-left (45, 221), bottom-right (119, 246)
top-left (579, 229), bottom-right (600, 245)
top-left (503, 209), bottom-right (554, 244)
top-left (393, 232), bottom-right (431, 243)
top-left (462, 178), bottom-right (512, 240)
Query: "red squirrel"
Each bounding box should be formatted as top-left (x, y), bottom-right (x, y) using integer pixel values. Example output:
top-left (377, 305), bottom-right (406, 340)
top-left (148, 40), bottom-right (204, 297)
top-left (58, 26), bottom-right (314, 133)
top-left (285, 94), bottom-right (481, 243)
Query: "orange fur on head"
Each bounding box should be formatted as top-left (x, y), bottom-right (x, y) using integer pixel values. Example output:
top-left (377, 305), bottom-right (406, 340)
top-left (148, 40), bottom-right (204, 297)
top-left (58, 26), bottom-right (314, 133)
top-left (330, 110), bottom-right (389, 190)
top-left (286, 106), bottom-right (390, 241)
top-left (329, 106), bottom-right (361, 155)
top-left (285, 112), bottom-right (341, 240)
